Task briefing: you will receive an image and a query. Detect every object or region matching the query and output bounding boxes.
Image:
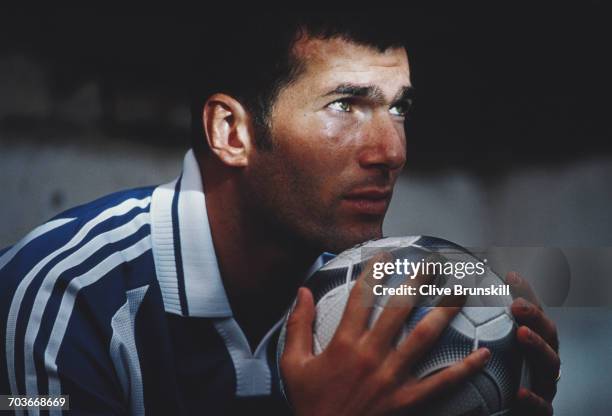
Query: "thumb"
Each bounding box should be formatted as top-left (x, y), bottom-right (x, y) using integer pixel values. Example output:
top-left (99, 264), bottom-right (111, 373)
top-left (283, 287), bottom-right (315, 361)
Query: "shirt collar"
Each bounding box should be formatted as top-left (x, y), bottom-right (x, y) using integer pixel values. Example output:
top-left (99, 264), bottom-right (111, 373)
top-left (150, 149), bottom-right (332, 318)
top-left (151, 149), bottom-right (232, 317)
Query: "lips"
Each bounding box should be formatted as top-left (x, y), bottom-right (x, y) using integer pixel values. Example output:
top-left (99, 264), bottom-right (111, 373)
top-left (343, 188), bottom-right (392, 215)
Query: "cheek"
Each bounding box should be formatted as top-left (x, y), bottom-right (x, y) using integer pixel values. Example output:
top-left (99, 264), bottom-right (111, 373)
top-left (286, 117), bottom-right (361, 167)
top-left (286, 130), bottom-right (359, 200)
top-left (271, 111), bottom-right (364, 202)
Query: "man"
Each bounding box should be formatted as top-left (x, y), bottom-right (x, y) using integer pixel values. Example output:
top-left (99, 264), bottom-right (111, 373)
top-left (1, 14), bottom-right (559, 415)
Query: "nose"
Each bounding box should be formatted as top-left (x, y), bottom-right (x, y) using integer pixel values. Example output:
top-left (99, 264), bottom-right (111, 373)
top-left (357, 114), bottom-right (406, 172)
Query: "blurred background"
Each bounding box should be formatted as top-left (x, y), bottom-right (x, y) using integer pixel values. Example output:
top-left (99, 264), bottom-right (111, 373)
top-left (1, 5), bottom-right (610, 414)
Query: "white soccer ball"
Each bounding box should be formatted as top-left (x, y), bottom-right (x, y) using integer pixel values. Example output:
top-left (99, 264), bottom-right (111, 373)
top-left (277, 236), bottom-right (530, 416)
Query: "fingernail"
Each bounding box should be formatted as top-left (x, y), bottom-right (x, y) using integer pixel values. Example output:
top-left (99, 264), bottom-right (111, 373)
top-left (523, 326), bottom-right (534, 342)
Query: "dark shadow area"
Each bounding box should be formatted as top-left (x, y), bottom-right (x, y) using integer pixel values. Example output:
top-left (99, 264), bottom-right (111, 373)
top-left (0, 6), bottom-right (609, 173)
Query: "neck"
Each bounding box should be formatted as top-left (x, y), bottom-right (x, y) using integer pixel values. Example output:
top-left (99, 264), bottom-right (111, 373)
top-left (199, 155), bottom-right (320, 344)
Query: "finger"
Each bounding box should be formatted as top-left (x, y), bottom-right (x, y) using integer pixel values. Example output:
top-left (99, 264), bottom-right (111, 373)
top-left (336, 252), bottom-right (393, 337)
top-left (391, 305), bottom-right (463, 370)
top-left (367, 271), bottom-right (431, 349)
top-left (512, 298), bottom-right (559, 352)
top-left (283, 287), bottom-right (315, 361)
top-left (393, 348), bottom-right (490, 410)
top-left (514, 388), bottom-right (553, 415)
top-left (507, 272), bottom-right (542, 310)
top-left (517, 326), bottom-right (560, 401)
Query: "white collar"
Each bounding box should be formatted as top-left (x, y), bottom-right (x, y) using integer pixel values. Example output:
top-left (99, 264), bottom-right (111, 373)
top-left (150, 149), bottom-right (232, 317)
top-left (150, 149), bottom-right (330, 318)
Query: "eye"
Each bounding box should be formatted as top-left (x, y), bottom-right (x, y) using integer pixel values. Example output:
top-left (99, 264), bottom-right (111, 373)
top-left (327, 99), bottom-right (352, 113)
top-left (389, 100), bottom-right (412, 117)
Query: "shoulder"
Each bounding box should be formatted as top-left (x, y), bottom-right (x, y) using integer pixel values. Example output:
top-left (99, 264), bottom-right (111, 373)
top-left (54, 186), bottom-right (155, 221)
top-left (0, 185), bottom-right (158, 328)
top-left (1, 186), bottom-right (155, 276)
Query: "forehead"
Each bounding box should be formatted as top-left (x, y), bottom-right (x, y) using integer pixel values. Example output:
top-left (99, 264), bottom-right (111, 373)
top-left (291, 36), bottom-right (411, 92)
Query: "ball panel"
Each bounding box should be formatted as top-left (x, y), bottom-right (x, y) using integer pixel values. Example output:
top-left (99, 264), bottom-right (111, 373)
top-left (304, 266), bottom-right (350, 304)
top-left (478, 334), bottom-right (524, 409)
top-left (313, 284), bottom-right (352, 353)
top-left (462, 307), bottom-right (508, 326)
top-left (421, 377), bottom-right (491, 416)
top-left (410, 325), bottom-right (475, 379)
top-left (475, 313), bottom-right (514, 342)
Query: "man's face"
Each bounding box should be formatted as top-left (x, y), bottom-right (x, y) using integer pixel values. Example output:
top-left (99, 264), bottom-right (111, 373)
top-left (245, 36), bottom-right (410, 253)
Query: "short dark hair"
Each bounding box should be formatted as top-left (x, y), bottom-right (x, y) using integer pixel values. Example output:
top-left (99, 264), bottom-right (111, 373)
top-left (190, 13), bottom-right (408, 154)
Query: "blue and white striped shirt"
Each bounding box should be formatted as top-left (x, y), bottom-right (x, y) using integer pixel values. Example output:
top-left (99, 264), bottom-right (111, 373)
top-left (1, 150), bottom-right (323, 415)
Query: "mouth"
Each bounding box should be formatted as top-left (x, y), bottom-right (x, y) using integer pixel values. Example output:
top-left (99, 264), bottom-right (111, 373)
top-left (342, 188), bottom-right (392, 216)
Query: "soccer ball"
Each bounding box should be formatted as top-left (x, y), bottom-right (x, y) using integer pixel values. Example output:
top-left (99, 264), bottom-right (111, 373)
top-left (277, 236), bottom-right (530, 416)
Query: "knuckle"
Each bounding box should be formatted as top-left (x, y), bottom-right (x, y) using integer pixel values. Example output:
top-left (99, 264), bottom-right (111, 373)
top-left (332, 332), bottom-right (354, 352)
top-left (279, 354), bottom-right (296, 371)
top-left (357, 351), bottom-right (378, 369)
top-left (356, 348), bottom-right (380, 370)
top-left (412, 321), bottom-right (436, 341)
top-left (286, 312), bottom-right (302, 329)
top-left (373, 369), bottom-right (396, 389)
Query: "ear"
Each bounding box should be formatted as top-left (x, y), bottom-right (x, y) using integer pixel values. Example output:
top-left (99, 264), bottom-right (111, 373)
top-left (203, 93), bottom-right (254, 167)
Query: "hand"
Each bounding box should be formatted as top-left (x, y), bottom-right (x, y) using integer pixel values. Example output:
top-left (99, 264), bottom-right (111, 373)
top-left (508, 272), bottom-right (560, 416)
top-left (280, 257), bottom-right (491, 416)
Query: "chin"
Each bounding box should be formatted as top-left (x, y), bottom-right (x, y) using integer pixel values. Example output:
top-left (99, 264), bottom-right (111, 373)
top-left (322, 223), bottom-right (382, 254)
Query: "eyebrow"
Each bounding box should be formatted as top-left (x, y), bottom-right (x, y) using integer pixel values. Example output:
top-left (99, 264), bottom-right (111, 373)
top-left (323, 83), bottom-right (414, 104)
top-left (393, 86), bottom-right (415, 103)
